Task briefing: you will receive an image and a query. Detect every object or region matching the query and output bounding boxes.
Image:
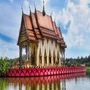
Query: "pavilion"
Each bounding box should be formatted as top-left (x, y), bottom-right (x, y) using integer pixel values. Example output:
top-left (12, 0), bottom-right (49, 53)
top-left (17, 1), bottom-right (66, 68)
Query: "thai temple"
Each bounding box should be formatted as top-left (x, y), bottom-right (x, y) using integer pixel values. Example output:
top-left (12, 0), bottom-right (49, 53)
top-left (17, 1), bottom-right (66, 68)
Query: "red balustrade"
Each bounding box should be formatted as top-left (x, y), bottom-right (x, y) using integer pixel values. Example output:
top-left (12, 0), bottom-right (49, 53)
top-left (0, 66), bottom-right (86, 77)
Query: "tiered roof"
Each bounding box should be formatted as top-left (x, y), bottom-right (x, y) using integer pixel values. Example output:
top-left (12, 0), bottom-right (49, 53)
top-left (18, 9), bottom-right (66, 48)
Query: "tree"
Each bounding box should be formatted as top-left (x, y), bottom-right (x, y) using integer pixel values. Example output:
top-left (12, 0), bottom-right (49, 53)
top-left (0, 57), bottom-right (10, 75)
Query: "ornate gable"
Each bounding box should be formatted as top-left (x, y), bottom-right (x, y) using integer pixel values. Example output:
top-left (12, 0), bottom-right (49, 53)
top-left (17, 15), bottom-right (28, 45)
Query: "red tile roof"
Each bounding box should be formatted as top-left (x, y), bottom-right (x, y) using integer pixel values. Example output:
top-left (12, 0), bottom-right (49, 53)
top-left (23, 14), bottom-right (32, 30)
top-left (18, 10), bottom-right (66, 48)
top-left (36, 11), bottom-right (54, 31)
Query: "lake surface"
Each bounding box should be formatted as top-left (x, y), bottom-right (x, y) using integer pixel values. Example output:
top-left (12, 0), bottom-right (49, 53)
top-left (0, 73), bottom-right (90, 90)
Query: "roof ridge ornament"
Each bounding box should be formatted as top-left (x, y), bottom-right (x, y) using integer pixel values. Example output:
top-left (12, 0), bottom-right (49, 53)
top-left (42, 0), bottom-right (46, 16)
top-left (21, 5), bottom-right (24, 14)
top-left (34, 0), bottom-right (36, 11)
top-left (29, 5), bottom-right (31, 15)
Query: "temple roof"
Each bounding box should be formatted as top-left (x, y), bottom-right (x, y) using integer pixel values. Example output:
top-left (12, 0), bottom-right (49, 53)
top-left (18, 10), bottom-right (66, 48)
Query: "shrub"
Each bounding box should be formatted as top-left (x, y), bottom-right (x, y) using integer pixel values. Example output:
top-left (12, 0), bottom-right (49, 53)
top-left (0, 57), bottom-right (10, 75)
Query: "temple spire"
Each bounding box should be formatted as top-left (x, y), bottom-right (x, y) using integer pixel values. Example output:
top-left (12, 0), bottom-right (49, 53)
top-left (42, 0), bottom-right (46, 16)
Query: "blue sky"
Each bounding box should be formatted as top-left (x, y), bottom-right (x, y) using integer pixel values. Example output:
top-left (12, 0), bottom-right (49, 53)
top-left (0, 0), bottom-right (90, 58)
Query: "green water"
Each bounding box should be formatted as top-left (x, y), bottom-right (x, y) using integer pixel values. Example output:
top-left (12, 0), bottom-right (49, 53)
top-left (0, 74), bottom-right (90, 90)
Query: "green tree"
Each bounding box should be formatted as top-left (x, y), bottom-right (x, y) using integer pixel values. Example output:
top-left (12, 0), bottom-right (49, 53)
top-left (0, 57), bottom-right (10, 75)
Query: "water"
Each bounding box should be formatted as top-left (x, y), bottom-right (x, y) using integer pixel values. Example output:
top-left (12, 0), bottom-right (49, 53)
top-left (0, 73), bottom-right (90, 90)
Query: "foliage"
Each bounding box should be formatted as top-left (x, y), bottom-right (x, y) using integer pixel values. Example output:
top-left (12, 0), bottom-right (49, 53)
top-left (65, 55), bottom-right (90, 66)
top-left (0, 57), bottom-right (10, 75)
top-left (86, 67), bottom-right (90, 73)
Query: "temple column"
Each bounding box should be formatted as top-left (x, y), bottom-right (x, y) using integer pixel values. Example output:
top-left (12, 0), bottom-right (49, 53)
top-left (63, 50), bottom-right (65, 66)
top-left (42, 55), bottom-right (44, 66)
top-left (62, 50), bottom-right (64, 65)
top-left (47, 56), bottom-right (49, 66)
top-left (51, 56), bottom-right (54, 66)
top-left (36, 48), bottom-right (39, 67)
top-left (61, 51), bottom-right (63, 66)
top-left (55, 56), bottom-right (57, 67)
top-left (59, 56), bottom-right (61, 66)
top-left (19, 46), bottom-right (22, 68)
top-left (28, 45), bottom-right (31, 66)
top-left (36, 54), bottom-right (39, 66)
top-left (26, 46), bottom-right (28, 61)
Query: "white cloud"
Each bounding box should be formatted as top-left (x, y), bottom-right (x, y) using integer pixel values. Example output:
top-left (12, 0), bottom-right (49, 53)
top-left (0, 2), bottom-right (21, 58)
top-left (0, 3), bottom-right (21, 40)
top-left (57, 0), bottom-right (90, 57)
top-left (0, 39), bottom-right (18, 58)
top-left (0, 0), bottom-right (90, 58)
top-left (23, 0), bottom-right (29, 8)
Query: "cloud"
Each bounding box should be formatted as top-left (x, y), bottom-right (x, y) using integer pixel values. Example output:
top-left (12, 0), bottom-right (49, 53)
top-left (57, 0), bottom-right (90, 57)
top-left (0, 0), bottom-right (90, 58)
top-left (23, 0), bottom-right (29, 8)
top-left (0, 2), bottom-right (21, 40)
top-left (0, 39), bottom-right (18, 58)
top-left (0, 1), bottom-right (21, 58)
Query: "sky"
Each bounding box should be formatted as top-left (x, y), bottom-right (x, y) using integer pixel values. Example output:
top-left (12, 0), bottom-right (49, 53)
top-left (0, 0), bottom-right (90, 59)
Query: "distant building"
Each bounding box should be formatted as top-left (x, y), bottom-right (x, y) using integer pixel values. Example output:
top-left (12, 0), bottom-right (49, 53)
top-left (17, 3), bottom-right (66, 68)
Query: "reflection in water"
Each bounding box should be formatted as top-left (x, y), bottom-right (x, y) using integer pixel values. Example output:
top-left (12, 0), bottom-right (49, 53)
top-left (0, 73), bottom-right (86, 90)
top-left (0, 78), bottom-right (9, 90)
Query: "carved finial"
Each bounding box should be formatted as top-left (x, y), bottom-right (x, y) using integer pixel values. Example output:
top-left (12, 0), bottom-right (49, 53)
top-left (42, 0), bottom-right (46, 16)
top-left (34, 0), bottom-right (36, 11)
top-left (29, 5), bottom-right (31, 15)
top-left (21, 5), bottom-right (23, 14)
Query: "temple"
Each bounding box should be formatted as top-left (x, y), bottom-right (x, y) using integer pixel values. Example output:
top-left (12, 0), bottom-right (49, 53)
top-left (17, 3), bottom-right (66, 68)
